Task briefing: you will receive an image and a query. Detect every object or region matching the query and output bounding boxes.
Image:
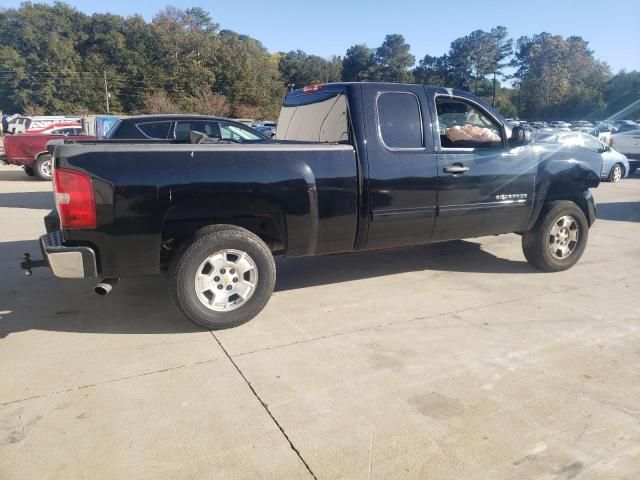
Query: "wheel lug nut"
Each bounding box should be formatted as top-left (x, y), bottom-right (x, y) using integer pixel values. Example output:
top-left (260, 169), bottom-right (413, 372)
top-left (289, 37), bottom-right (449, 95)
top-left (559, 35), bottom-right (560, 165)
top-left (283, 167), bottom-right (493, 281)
top-left (217, 285), bottom-right (223, 290)
top-left (233, 277), bottom-right (238, 283)
top-left (226, 285), bottom-right (232, 290)
top-left (230, 269), bottom-right (235, 274)
top-left (220, 268), bottom-right (226, 274)
top-left (214, 276), bottom-right (220, 282)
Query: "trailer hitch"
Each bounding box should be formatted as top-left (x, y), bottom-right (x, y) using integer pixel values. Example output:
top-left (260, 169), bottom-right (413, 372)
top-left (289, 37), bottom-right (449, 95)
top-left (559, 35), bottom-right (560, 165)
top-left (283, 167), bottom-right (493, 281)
top-left (20, 252), bottom-right (47, 276)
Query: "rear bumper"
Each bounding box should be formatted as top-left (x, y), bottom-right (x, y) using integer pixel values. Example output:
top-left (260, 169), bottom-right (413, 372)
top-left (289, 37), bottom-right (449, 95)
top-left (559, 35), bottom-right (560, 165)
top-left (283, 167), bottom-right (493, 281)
top-left (40, 230), bottom-right (98, 279)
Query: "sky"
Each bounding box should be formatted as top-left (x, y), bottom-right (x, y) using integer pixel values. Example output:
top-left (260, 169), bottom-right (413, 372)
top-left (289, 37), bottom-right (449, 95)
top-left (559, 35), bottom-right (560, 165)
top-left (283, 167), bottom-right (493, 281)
top-left (2, 0), bottom-right (639, 73)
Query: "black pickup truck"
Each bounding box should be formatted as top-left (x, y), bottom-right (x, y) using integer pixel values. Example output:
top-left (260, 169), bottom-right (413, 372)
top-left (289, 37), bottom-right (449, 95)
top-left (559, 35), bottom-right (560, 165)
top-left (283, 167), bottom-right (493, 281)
top-left (26, 82), bottom-right (601, 329)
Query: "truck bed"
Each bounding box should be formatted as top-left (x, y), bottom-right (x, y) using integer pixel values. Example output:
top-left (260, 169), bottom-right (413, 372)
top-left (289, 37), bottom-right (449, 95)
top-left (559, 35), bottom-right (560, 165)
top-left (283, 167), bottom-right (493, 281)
top-left (54, 141), bottom-right (359, 277)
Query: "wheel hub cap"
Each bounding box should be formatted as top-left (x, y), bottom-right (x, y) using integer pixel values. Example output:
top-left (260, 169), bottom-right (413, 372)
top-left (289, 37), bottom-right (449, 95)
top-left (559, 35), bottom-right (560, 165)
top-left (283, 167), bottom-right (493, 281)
top-left (194, 249), bottom-right (258, 312)
top-left (41, 160), bottom-right (52, 177)
top-left (548, 215), bottom-right (579, 260)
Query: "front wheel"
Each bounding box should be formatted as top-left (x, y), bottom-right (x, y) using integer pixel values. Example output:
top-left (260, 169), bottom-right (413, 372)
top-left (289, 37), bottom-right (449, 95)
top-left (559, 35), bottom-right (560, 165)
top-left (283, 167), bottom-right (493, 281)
top-left (608, 163), bottom-right (624, 183)
top-left (522, 201), bottom-right (589, 272)
top-left (169, 225), bottom-right (276, 329)
top-left (34, 154), bottom-right (53, 180)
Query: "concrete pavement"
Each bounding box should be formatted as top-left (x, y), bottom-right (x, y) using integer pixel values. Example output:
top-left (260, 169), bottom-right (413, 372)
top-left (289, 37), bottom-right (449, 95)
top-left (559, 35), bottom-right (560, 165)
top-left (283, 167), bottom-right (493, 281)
top-left (1, 162), bottom-right (639, 479)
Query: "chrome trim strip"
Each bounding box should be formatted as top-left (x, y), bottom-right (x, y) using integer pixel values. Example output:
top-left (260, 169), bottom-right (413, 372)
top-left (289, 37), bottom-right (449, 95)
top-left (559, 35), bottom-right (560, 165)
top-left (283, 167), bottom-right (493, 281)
top-left (371, 206), bottom-right (436, 220)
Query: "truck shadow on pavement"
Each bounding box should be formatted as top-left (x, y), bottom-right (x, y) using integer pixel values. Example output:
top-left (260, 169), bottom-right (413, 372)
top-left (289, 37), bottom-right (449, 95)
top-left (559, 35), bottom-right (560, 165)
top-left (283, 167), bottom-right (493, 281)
top-left (596, 202), bottom-right (640, 223)
top-left (0, 168), bottom-right (40, 182)
top-left (0, 191), bottom-right (54, 210)
top-left (1, 238), bottom-right (535, 336)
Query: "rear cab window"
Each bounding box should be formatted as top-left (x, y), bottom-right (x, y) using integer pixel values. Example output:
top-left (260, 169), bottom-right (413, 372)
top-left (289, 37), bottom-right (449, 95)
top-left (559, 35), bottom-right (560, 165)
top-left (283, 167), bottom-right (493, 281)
top-left (277, 88), bottom-right (349, 143)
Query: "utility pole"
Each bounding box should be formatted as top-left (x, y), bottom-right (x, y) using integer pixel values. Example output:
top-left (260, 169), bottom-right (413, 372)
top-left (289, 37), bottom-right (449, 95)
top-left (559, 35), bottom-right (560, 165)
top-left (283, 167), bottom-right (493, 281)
top-left (103, 71), bottom-right (110, 114)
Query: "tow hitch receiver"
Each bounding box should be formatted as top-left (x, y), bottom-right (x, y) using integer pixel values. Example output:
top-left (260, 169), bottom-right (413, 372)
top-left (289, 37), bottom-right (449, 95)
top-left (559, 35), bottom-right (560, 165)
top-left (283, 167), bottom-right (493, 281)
top-left (20, 252), bottom-right (48, 276)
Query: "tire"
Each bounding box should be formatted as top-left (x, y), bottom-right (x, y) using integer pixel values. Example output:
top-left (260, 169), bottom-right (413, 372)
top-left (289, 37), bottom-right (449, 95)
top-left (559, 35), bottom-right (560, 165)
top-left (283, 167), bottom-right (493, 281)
top-left (34, 154), bottom-right (53, 181)
top-left (608, 163), bottom-right (624, 183)
top-left (169, 225), bottom-right (276, 329)
top-left (24, 165), bottom-right (35, 177)
top-left (522, 201), bottom-right (589, 272)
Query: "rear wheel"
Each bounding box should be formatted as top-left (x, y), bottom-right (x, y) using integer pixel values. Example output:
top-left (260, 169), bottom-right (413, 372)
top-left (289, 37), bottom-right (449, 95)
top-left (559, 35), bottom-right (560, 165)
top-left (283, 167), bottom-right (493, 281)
top-left (609, 163), bottom-right (624, 183)
top-left (522, 201), bottom-right (589, 272)
top-left (34, 154), bottom-right (53, 181)
top-left (169, 225), bottom-right (276, 329)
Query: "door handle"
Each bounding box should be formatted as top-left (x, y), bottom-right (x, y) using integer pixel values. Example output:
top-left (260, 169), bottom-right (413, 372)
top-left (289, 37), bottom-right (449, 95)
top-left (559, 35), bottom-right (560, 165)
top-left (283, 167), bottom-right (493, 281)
top-left (443, 164), bottom-right (470, 174)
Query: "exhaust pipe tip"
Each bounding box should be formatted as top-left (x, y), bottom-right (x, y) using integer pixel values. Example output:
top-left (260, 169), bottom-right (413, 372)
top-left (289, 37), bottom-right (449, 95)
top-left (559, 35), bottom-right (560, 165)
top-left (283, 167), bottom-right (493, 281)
top-left (94, 278), bottom-right (118, 296)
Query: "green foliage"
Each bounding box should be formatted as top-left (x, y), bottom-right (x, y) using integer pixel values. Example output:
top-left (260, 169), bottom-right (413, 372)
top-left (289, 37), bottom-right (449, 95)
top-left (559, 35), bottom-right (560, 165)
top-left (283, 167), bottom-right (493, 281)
top-left (341, 44), bottom-right (373, 81)
top-left (0, 6), bottom-right (633, 122)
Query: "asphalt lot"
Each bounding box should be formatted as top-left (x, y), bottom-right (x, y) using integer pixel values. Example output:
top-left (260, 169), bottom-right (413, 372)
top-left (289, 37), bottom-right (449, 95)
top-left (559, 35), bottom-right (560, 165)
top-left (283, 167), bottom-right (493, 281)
top-left (1, 162), bottom-right (639, 479)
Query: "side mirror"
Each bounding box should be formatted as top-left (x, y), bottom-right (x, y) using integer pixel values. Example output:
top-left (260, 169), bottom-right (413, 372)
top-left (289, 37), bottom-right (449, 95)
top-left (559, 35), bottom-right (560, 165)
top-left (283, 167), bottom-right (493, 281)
top-left (510, 126), bottom-right (532, 147)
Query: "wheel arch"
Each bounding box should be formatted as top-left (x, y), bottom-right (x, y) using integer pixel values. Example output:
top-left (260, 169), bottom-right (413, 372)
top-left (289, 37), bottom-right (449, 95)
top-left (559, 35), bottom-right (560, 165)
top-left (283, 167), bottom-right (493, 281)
top-left (160, 200), bottom-right (288, 259)
top-left (529, 179), bottom-right (596, 229)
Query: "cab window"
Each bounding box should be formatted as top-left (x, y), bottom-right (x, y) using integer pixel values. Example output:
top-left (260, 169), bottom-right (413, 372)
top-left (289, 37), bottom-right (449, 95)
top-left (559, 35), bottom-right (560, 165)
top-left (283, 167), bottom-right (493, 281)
top-left (376, 92), bottom-right (424, 149)
top-left (136, 121), bottom-right (171, 139)
top-left (174, 121), bottom-right (221, 141)
top-left (436, 98), bottom-right (503, 149)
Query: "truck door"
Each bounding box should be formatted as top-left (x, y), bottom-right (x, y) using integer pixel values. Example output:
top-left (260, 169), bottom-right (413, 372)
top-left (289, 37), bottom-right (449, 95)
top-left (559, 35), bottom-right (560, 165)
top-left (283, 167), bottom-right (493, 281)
top-left (429, 93), bottom-right (535, 242)
top-left (363, 85), bottom-right (438, 249)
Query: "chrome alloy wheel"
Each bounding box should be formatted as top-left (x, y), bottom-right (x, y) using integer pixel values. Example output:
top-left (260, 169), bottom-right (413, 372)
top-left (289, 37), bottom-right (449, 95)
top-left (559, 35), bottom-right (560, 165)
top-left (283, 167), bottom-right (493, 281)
top-left (194, 249), bottom-right (258, 311)
top-left (40, 158), bottom-right (52, 178)
top-left (612, 165), bottom-right (622, 182)
top-left (548, 215), bottom-right (579, 260)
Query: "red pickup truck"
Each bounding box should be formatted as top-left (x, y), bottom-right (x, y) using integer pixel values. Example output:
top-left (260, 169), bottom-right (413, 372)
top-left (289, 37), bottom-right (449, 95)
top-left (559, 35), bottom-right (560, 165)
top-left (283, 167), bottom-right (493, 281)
top-left (2, 126), bottom-right (94, 180)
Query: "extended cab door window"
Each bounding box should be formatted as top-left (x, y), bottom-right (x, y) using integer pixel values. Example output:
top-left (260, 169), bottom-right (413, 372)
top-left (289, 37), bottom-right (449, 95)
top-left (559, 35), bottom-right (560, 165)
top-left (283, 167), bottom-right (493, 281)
top-left (376, 92), bottom-right (424, 149)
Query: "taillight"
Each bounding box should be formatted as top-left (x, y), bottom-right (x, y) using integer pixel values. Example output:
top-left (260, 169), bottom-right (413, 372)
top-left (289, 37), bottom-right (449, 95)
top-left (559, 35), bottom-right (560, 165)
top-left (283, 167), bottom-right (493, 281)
top-left (54, 168), bottom-right (96, 229)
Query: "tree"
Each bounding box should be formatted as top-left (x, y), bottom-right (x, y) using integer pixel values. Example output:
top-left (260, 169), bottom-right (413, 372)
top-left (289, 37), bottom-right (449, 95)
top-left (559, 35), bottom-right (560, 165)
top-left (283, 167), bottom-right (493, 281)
top-left (488, 26), bottom-right (513, 107)
top-left (278, 50), bottom-right (341, 89)
top-left (142, 91), bottom-right (179, 113)
top-left (371, 34), bottom-right (415, 82)
top-left (413, 54), bottom-right (451, 86)
top-left (342, 44), bottom-right (374, 81)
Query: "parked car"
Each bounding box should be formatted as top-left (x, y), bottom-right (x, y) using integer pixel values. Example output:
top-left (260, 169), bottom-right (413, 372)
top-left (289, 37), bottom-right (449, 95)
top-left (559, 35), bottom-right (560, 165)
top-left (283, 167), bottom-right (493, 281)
top-left (5, 115), bottom-right (81, 134)
top-left (549, 121), bottom-right (571, 130)
top-left (24, 82), bottom-right (601, 329)
top-left (609, 121), bottom-right (640, 175)
top-left (253, 125), bottom-right (276, 138)
top-left (529, 121), bottom-right (548, 129)
top-left (28, 122), bottom-right (83, 135)
top-left (106, 115), bottom-right (268, 142)
top-left (542, 132), bottom-right (629, 182)
top-left (81, 115), bottom-right (120, 139)
top-left (2, 127), bottom-right (94, 179)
